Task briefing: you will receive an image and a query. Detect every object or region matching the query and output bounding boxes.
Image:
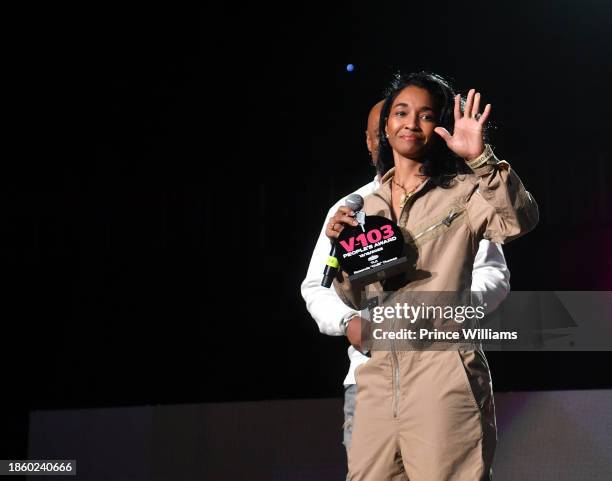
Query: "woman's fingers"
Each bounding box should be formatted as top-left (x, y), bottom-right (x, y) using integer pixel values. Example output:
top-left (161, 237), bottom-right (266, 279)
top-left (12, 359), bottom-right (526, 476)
top-left (434, 126), bottom-right (452, 143)
top-left (326, 223), bottom-right (343, 239)
top-left (479, 103), bottom-right (492, 124)
top-left (325, 219), bottom-right (339, 238)
top-left (336, 206), bottom-right (355, 216)
top-left (325, 208), bottom-right (359, 239)
top-left (464, 89), bottom-right (475, 118)
top-left (454, 94), bottom-right (461, 121)
top-left (471, 92), bottom-right (481, 118)
top-left (335, 213), bottom-right (359, 227)
top-left (463, 89), bottom-right (489, 121)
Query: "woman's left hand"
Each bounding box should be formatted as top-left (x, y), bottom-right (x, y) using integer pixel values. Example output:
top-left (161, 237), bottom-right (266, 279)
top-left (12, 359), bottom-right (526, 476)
top-left (434, 88), bottom-right (491, 161)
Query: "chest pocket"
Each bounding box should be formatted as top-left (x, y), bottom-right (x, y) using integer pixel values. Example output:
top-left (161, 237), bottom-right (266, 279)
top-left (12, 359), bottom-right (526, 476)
top-left (405, 207), bottom-right (466, 248)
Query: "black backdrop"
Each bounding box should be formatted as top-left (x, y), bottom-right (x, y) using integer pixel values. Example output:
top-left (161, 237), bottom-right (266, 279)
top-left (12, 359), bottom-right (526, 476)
top-left (3, 1), bottom-right (612, 457)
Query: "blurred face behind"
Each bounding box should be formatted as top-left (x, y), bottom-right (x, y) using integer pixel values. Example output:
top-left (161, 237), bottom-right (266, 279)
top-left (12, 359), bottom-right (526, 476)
top-left (384, 85), bottom-right (437, 160)
top-left (365, 100), bottom-right (384, 165)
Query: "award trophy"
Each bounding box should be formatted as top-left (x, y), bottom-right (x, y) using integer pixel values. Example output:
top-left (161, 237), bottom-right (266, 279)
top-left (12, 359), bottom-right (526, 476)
top-left (333, 194), bottom-right (408, 288)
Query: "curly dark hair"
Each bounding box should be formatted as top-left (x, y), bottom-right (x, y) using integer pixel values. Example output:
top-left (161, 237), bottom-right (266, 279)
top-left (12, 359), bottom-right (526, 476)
top-left (376, 71), bottom-right (475, 187)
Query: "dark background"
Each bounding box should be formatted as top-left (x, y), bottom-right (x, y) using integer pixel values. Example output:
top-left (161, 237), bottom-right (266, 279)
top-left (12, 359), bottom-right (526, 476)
top-left (3, 1), bottom-right (612, 458)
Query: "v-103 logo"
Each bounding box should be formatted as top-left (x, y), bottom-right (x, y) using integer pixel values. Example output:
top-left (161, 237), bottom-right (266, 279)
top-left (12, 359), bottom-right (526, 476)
top-left (339, 225), bottom-right (395, 252)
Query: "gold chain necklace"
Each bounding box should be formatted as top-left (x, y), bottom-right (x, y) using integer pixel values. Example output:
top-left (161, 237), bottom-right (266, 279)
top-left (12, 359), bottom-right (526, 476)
top-left (393, 177), bottom-right (425, 208)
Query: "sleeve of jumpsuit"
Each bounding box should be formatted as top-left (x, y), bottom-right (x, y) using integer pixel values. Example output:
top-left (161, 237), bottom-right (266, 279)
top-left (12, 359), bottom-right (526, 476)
top-left (332, 149), bottom-right (538, 311)
top-left (466, 151), bottom-right (539, 244)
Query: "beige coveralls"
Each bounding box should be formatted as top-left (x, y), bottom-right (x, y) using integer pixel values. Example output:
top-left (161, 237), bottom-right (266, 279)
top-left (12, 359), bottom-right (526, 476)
top-left (334, 152), bottom-right (539, 480)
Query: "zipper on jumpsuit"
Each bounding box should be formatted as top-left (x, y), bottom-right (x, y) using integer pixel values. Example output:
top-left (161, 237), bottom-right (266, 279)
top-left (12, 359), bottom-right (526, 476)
top-left (372, 190), bottom-right (406, 419)
top-left (412, 210), bottom-right (461, 241)
top-left (391, 315), bottom-right (400, 418)
top-left (390, 196), bottom-right (419, 419)
top-left (380, 198), bottom-right (461, 419)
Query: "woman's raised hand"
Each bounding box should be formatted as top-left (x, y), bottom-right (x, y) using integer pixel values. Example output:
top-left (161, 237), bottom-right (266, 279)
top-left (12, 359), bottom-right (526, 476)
top-left (434, 88), bottom-right (491, 161)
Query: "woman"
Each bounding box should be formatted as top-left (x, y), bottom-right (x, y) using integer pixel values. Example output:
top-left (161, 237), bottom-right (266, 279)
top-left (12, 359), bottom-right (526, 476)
top-left (326, 72), bottom-right (538, 481)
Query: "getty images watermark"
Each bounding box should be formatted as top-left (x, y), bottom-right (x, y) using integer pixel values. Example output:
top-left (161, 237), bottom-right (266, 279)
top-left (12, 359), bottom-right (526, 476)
top-left (370, 303), bottom-right (518, 341)
top-left (357, 291), bottom-right (612, 351)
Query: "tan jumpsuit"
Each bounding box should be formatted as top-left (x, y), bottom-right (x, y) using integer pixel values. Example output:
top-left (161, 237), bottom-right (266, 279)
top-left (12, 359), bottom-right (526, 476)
top-left (335, 153), bottom-right (538, 480)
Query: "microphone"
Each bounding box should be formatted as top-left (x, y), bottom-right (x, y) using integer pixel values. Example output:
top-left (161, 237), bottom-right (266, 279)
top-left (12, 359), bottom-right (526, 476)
top-left (321, 194), bottom-right (364, 288)
top-left (345, 193), bottom-right (365, 213)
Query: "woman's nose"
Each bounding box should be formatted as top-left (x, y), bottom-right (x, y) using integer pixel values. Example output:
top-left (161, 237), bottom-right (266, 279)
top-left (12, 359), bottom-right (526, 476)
top-left (403, 113), bottom-right (418, 130)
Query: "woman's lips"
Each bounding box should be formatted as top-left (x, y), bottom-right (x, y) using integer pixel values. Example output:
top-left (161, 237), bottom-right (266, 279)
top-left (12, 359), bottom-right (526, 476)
top-left (399, 135), bottom-right (421, 141)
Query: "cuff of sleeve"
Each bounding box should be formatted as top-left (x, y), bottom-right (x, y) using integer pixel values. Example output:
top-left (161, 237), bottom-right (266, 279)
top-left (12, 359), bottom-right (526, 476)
top-left (467, 144), bottom-right (500, 176)
top-left (466, 144), bottom-right (494, 168)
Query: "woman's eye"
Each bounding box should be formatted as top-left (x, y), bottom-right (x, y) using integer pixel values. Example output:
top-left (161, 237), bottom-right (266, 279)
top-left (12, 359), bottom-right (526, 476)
top-left (395, 111), bottom-right (406, 117)
top-left (420, 114), bottom-right (434, 121)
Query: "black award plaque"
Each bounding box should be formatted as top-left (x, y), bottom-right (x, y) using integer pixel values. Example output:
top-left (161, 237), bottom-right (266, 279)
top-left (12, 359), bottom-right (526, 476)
top-left (336, 215), bottom-right (408, 287)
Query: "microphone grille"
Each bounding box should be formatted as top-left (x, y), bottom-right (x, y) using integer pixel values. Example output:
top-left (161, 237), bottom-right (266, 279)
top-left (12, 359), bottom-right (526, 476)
top-left (345, 193), bottom-right (364, 211)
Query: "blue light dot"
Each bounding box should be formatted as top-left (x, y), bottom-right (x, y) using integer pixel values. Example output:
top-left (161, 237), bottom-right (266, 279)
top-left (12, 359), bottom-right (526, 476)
top-left (346, 64), bottom-right (355, 72)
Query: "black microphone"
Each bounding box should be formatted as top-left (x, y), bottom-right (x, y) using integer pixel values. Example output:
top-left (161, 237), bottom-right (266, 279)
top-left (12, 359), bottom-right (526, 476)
top-left (321, 194), bottom-right (364, 288)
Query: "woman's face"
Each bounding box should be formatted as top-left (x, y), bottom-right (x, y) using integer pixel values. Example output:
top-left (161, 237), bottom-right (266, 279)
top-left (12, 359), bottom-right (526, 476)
top-left (385, 85), bottom-right (437, 159)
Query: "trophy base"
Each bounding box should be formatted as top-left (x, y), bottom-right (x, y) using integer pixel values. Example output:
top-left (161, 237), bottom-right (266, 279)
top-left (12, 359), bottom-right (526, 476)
top-left (348, 257), bottom-right (409, 287)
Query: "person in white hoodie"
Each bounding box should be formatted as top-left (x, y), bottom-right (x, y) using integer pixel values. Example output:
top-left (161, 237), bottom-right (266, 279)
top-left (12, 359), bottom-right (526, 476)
top-left (300, 98), bottom-right (510, 468)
